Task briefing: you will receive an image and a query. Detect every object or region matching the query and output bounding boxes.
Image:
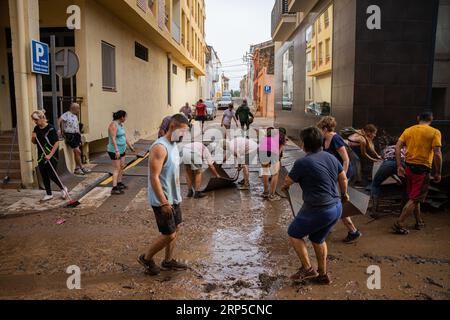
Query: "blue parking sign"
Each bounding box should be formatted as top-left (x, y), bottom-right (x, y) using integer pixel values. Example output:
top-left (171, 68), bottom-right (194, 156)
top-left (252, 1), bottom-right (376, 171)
top-left (31, 40), bottom-right (49, 75)
top-left (264, 85), bottom-right (272, 94)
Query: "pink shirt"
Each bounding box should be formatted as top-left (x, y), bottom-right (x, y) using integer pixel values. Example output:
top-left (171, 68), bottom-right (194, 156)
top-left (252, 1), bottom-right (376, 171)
top-left (259, 135), bottom-right (280, 154)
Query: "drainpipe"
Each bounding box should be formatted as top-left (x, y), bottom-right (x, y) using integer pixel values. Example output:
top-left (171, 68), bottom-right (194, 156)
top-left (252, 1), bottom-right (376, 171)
top-left (16, 0), bottom-right (35, 187)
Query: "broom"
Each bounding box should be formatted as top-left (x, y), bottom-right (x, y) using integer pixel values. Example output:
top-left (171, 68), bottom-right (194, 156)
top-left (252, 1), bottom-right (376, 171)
top-left (35, 137), bottom-right (80, 208)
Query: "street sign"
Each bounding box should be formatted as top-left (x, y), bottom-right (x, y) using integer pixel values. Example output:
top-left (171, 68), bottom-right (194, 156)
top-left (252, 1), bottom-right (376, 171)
top-left (55, 48), bottom-right (79, 79)
top-left (264, 85), bottom-right (272, 94)
top-left (31, 40), bottom-right (49, 75)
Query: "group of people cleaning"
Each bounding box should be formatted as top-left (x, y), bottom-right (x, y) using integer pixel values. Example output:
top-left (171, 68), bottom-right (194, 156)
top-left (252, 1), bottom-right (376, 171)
top-left (136, 110), bottom-right (442, 285)
top-left (30, 105), bottom-right (442, 285)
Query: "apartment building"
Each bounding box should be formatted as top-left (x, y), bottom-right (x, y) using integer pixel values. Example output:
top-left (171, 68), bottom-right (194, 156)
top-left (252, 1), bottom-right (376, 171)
top-left (203, 45), bottom-right (221, 100)
top-left (251, 40), bottom-right (275, 118)
top-left (0, 0), bottom-right (207, 188)
top-left (271, 0), bottom-right (449, 176)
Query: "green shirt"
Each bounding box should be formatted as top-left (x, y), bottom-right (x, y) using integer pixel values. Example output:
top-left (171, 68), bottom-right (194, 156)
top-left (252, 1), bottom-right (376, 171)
top-left (236, 105), bottom-right (252, 122)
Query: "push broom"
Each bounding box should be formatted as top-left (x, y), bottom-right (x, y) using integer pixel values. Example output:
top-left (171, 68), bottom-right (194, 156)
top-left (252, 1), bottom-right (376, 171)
top-left (35, 137), bottom-right (80, 208)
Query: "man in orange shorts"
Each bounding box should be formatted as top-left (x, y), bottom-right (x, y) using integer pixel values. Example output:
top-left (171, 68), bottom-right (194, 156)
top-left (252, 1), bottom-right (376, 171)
top-left (393, 112), bottom-right (442, 235)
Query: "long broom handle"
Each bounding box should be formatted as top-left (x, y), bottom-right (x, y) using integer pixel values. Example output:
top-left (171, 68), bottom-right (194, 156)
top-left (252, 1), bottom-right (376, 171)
top-left (35, 136), bottom-right (72, 201)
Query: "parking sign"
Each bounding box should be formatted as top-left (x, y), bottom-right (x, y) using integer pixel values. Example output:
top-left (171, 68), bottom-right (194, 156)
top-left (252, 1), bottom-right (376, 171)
top-left (264, 85), bottom-right (272, 94)
top-left (31, 40), bottom-right (49, 75)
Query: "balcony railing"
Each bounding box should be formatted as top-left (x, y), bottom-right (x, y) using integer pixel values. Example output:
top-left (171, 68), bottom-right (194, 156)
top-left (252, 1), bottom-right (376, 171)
top-left (271, 0), bottom-right (296, 36)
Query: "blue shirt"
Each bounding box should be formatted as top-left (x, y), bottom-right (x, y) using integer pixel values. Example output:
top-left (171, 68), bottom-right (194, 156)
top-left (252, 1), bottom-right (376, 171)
top-left (148, 137), bottom-right (182, 207)
top-left (323, 134), bottom-right (353, 180)
top-left (289, 151), bottom-right (343, 209)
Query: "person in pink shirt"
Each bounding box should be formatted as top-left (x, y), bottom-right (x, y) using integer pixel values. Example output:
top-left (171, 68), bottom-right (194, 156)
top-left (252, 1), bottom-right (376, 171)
top-left (259, 127), bottom-right (282, 201)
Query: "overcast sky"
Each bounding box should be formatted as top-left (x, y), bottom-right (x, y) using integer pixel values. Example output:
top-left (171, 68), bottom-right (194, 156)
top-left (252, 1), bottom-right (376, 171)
top-left (205, 0), bottom-right (274, 90)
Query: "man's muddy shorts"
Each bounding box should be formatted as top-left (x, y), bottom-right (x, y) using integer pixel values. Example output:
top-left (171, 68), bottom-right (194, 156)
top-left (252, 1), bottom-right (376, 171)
top-left (152, 204), bottom-right (182, 235)
top-left (288, 202), bottom-right (342, 244)
top-left (405, 164), bottom-right (431, 203)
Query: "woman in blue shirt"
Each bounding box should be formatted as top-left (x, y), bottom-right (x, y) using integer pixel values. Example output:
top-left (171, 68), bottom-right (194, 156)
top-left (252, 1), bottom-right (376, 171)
top-left (317, 116), bottom-right (362, 244)
top-left (107, 110), bottom-right (135, 195)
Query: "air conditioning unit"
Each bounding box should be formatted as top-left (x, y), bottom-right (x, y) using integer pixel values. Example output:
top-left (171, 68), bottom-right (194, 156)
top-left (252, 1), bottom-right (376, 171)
top-left (186, 67), bottom-right (194, 82)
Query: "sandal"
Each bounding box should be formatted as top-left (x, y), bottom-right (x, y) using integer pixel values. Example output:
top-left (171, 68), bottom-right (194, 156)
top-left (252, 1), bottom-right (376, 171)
top-left (392, 222), bottom-right (409, 235)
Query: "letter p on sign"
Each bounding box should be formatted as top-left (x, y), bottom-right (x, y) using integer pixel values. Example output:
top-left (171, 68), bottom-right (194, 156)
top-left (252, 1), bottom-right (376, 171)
top-left (35, 43), bottom-right (44, 63)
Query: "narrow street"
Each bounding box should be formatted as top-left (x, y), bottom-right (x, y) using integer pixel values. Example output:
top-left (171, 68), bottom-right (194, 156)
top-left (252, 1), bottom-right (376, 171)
top-left (0, 113), bottom-right (449, 300)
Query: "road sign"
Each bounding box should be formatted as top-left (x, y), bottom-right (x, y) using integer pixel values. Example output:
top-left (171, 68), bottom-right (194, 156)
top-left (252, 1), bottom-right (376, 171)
top-left (264, 85), bottom-right (272, 94)
top-left (31, 40), bottom-right (49, 75)
top-left (55, 48), bottom-right (79, 79)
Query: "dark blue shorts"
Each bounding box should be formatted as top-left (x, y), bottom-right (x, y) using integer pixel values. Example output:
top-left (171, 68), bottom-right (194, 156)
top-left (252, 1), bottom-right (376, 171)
top-left (288, 202), bottom-right (342, 244)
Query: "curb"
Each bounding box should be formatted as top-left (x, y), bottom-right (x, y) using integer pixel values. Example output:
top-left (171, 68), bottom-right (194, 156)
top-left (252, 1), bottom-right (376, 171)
top-left (0, 172), bottom-right (111, 219)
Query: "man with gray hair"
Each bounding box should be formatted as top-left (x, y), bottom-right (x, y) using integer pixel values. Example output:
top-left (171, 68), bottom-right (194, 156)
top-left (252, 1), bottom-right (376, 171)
top-left (58, 103), bottom-right (90, 175)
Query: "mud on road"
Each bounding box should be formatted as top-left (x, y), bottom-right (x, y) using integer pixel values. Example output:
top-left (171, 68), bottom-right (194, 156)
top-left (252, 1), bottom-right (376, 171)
top-left (0, 172), bottom-right (449, 300)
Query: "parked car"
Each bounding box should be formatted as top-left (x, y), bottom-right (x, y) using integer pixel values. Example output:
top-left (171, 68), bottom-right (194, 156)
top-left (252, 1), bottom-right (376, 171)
top-left (217, 97), bottom-right (233, 110)
top-left (205, 100), bottom-right (217, 120)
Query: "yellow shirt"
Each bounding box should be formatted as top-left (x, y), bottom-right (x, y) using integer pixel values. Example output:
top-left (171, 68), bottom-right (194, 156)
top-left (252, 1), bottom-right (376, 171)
top-left (399, 124), bottom-right (442, 168)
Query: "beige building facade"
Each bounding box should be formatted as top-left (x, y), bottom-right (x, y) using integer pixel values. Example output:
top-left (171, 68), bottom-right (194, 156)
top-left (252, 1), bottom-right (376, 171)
top-left (0, 0), bottom-right (206, 187)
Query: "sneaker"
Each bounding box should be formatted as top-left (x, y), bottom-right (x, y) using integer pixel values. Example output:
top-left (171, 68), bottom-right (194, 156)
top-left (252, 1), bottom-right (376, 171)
top-left (117, 182), bottom-right (128, 190)
top-left (343, 230), bottom-right (362, 244)
top-left (262, 191), bottom-right (269, 199)
top-left (194, 192), bottom-right (207, 199)
top-left (187, 189), bottom-right (194, 198)
top-left (269, 194), bottom-right (281, 202)
top-left (41, 194), bottom-right (54, 202)
top-left (161, 259), bottom-right (188, 271)
top-left (61, 187), bottom-right (69, 200)
top-left (74, 168), bottom-right (85, 176)
top-left (238, 184), bottom-right (250, 190)
top-left (290, 267), bottom-right (319, 282)
top-left (137, 254), bottom-right (160, 276)
top-left (314, 273), bottom-right (332, 285)
top-left (111, 187), bottom-right (124, 195)
top-left (81, 167), bottom-right (91, 174)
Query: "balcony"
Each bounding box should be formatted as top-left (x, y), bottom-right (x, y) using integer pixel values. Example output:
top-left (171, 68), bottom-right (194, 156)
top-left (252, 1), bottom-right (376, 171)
top-left (271, 0), bottom-right (297, 41)
top-left (288, 0), bottom-right (318, 14)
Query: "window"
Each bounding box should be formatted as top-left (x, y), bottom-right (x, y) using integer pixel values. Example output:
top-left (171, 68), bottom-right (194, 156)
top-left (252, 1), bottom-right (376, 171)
top-left (167, 57), bottom-right (172, 106)
top-left (318, 42), bottom-right (323, 65)
top-left (306, 25), bottom-right (313, 44)
top-left (311, 47), bottom-right (316, 69)
top-left (281, 46), bottom-right (294, 111)
top-left (172, 63), bottom-right (178, 75)
top-left (324, 9), bottom-right (330, 28)
top-left (306, 51), bottom-right (312, 73)
top-left (135, 42), bottom-right (149, 62)
top-left (102, 41), bottom-right (116, 91)
top-left (325, 38), bottom-right (331, 63)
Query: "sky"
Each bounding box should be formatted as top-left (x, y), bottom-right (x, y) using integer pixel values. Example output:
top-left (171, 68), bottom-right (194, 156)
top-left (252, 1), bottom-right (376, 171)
top-left (205, 0), bottom-right (274, 90)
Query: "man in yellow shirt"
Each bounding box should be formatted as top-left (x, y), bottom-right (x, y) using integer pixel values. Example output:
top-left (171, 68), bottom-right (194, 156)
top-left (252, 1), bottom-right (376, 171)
top-left (393, 112), bottom-right (442, 235)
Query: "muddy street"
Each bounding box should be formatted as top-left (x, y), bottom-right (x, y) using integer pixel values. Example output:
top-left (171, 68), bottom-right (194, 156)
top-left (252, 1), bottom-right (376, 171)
top-left (1, 166), bottom-right (449, 300)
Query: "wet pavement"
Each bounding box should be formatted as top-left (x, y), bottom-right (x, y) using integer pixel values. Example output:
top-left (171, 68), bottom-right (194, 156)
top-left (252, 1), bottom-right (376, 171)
top-left (0, 114), bottom-right (449, 300)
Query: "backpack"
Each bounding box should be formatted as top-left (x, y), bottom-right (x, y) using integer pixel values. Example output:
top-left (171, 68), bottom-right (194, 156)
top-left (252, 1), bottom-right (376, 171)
top-left (339, 127), bottom-right (359, 140)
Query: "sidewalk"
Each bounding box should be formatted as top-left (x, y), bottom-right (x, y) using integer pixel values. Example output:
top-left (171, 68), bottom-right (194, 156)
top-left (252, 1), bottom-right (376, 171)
top-left (0, 171), bottom-right (110, 218)
top-left (0, 136), bottom-right (157, 218)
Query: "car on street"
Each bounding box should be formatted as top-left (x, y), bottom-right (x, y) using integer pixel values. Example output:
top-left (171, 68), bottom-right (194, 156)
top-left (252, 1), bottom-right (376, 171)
top-left (217, 96), bottom-right (233, 110)
top-left (205, 100), bottom-right (217, 120)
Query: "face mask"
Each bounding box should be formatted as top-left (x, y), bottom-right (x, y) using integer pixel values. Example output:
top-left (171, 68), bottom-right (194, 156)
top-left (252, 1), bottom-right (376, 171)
top-left (171, 128), bottom-right (188, 143)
